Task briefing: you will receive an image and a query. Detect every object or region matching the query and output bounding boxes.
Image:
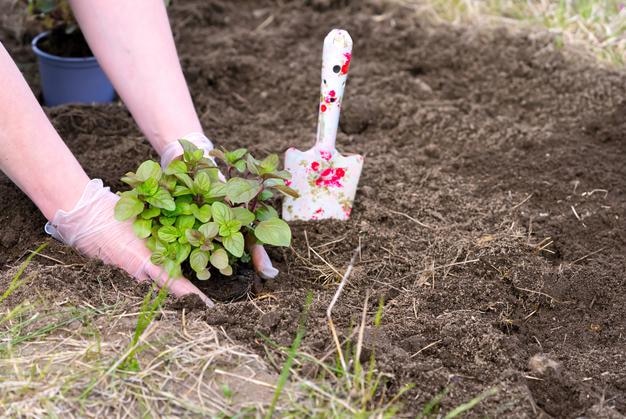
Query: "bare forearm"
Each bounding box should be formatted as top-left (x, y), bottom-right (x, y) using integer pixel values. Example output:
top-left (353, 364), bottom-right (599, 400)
top-left (69, 0), bottom-right (202, 154)
top-left (0, 43), bottom-right (89, 220)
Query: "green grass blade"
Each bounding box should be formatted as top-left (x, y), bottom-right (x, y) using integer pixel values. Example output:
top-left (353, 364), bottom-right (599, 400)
top-left (0, 242), bottom-right (48, 305)
top-left (265, 292), bottom-right (313, 419)
top-left (444, 387), bottom-right (498, 419)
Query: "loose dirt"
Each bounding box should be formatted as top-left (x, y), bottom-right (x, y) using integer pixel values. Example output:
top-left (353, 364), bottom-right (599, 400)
top-left (1, 0), bottom-right (625, 416)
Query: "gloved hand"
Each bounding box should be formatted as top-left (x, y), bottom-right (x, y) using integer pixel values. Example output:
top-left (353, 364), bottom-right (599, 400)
top-left (161, 132), bottom-right (279, 280)
top-left (45, 179), bottom-right (213, 306)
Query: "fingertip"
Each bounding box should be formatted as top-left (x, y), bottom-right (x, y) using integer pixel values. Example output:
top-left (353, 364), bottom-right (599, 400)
top-left (258, 265), bottom-right (279, 280)
top-left (250, 244), bottom-right (280, 280)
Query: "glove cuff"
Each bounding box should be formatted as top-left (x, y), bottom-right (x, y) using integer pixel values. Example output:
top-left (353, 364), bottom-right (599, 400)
top-left (44, 179), bottom-right (114, 245)
top-left (160, 132), bottom-right (214, 168)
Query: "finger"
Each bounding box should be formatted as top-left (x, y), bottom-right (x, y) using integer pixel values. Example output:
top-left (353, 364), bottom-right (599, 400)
top-left (145, 262), bottom-right (214, 307)
top-left (249, 243), bottom-right (279, 280)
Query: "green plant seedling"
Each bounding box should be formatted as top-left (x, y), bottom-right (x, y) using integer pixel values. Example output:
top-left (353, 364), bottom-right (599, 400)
top-left (114, 139), bottom-right (298, 280)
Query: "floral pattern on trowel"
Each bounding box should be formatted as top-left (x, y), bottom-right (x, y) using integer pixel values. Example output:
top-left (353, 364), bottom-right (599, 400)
top-left (283, 28), bottom-right (363, 222)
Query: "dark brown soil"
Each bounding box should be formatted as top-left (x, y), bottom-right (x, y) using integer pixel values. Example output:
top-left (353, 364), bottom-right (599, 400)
top-left (186, 264), bottom-right (262, 302)
top-left (37, 27), bottom-right (93, 58)
top-left (1, 0), bottom-right (625, 416)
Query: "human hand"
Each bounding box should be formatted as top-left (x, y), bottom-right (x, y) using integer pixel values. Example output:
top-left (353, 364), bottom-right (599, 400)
top-left (160, 132), bottom-right (279, 280)
top-left (45, 179), bottom-right (213, 306)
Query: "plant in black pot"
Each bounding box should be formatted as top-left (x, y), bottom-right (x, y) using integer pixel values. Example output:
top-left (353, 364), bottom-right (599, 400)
top-left (114, 140), bottom-right (298, 301)
top-left (27, 0), bottom-right (116, 106)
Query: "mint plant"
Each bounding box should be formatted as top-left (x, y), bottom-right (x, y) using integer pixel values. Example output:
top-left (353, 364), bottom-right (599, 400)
top-left (114, 140), bottom-right (297, 280)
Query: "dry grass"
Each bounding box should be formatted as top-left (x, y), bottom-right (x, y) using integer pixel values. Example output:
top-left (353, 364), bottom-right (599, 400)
top-left (0, 300), bottom-right (279, 417)
top-left (398, 0), bottom-right (626, 66)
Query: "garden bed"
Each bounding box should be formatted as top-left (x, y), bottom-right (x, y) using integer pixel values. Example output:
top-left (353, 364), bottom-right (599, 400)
top-left (1, 0), bottom-right (625, 416)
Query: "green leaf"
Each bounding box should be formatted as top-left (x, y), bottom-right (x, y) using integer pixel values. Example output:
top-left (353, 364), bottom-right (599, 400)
top-left (173, 185), bottom-right (193, 197)
top-left (146, 236), bottom-right (158, 252)
top-left (164, 160), bottom-right (187, 175)
top-left (225, 148), bottom-right (248, 164)
top-left (196, 269), bottom-right (211, 280)
top-left (262, 170), bottom-right (292, 180)
top-left (259, 154), bottom-right (279, 173)
top-left (219, 265), bottom-right (233, 276)
top-left (132, 219), bottom-right (152, 239)
top-left (120, 189), bottom-right (138, 198)
top-left (223, 232), bottom-right (244, 257)
top-left (274, 184), bottom-right (300, 198)
top-left (185, 229), bottom-right (204, 247)
top-left (175, 243), bottom-right (191, 264)
top-left (179, 139), bottom-right (199, 154)
top-left (145, 189), bottom-right (176, 211)
top-left (176, 201), bottom-right (193, 216)
top-left (210, 248), bottom-right (229, 270)
top-left (255, 204), bottom-right (279, 221)
top-left (193, 171), bottom-right (212, 194)
top-left (259, 190), bottom-right (273, 201)
top-left (137, 178), bottom-right (159, 196)
top-left (136, 160), bottom-right (162, 182)
top-left (234, 160), bottom-right (246, 173)
top-left (160, 175), bottom-right (177, 192)
top-left (175, 173), bottom-right (194, 190)
top-left (191, 204), bottom-right (212, 223)
top-left (182, 140), bottom-right (203, 164)
top-left (159, 216), bottom-right (176, 226)
top-left (176, 194), bottom-right (193, 204)
top-left (114, 196), bottom-right (144, 221)
top-left (190, 248), bottom-right (209, 273)
top-left (175, 214), bottom-right (196, 232)
top-left (233, 207), bottom-right (255, 225)
top-left (206, 182), bottom-right (227, 199)
top-left (263, 178), bottom-right (285, 188)
top-left (225, 178), bottom-right (262, 204)
top-left (212, 201), bottom-right (232, 224)
top-left (219, 220), bottom-right (242, 237)
top-left (158, 226), bottom-right (179, 243)
top-left (198, 167), bottom-right (221, 182)
top-left (254, 218), bottom-right (291, 247)
top-left (199, 222), bottom-right (219, 239)
top-left (246, 154), bottom-right (261, 175)
top-left (121, 173), bottom-right (141, 188)
top-left (151, 250), bottom-right (166, 265)
top-left (140, 206), bottom-right (160, 219)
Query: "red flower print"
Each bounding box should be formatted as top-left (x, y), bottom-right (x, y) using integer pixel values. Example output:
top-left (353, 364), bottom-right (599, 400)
top-left (311, 207), bottom-right (324, 220)
top-left (319, 150), bottom-right (332, 161)
top-left (320, 104), bottom-right (327, 112)
top-left (311, 161), bottom-right (320, 171)
top-left (329, 90), bottom-right (336, 97)
top-left (341, 53), bottom-right (351, 75)
top-left (314, 167), bottom-right (347, 188)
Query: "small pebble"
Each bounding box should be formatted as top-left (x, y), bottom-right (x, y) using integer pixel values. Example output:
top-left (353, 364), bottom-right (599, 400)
top-left (528, 353), bottom-right (561, 375)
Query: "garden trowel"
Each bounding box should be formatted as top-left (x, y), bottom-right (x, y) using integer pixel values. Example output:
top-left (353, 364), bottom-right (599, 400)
top-left (283, 29), bottom-right (363, 221)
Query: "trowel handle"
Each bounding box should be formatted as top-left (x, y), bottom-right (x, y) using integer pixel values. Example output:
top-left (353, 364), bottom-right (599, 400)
top-left (315, 29), bottom-right (353, 152)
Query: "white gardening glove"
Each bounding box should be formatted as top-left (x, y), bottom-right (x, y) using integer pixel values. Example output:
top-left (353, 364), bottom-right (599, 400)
top-left (161, 132), bottom-right (279, 280)
top-left (45, 179), bottom-right (213, 306)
